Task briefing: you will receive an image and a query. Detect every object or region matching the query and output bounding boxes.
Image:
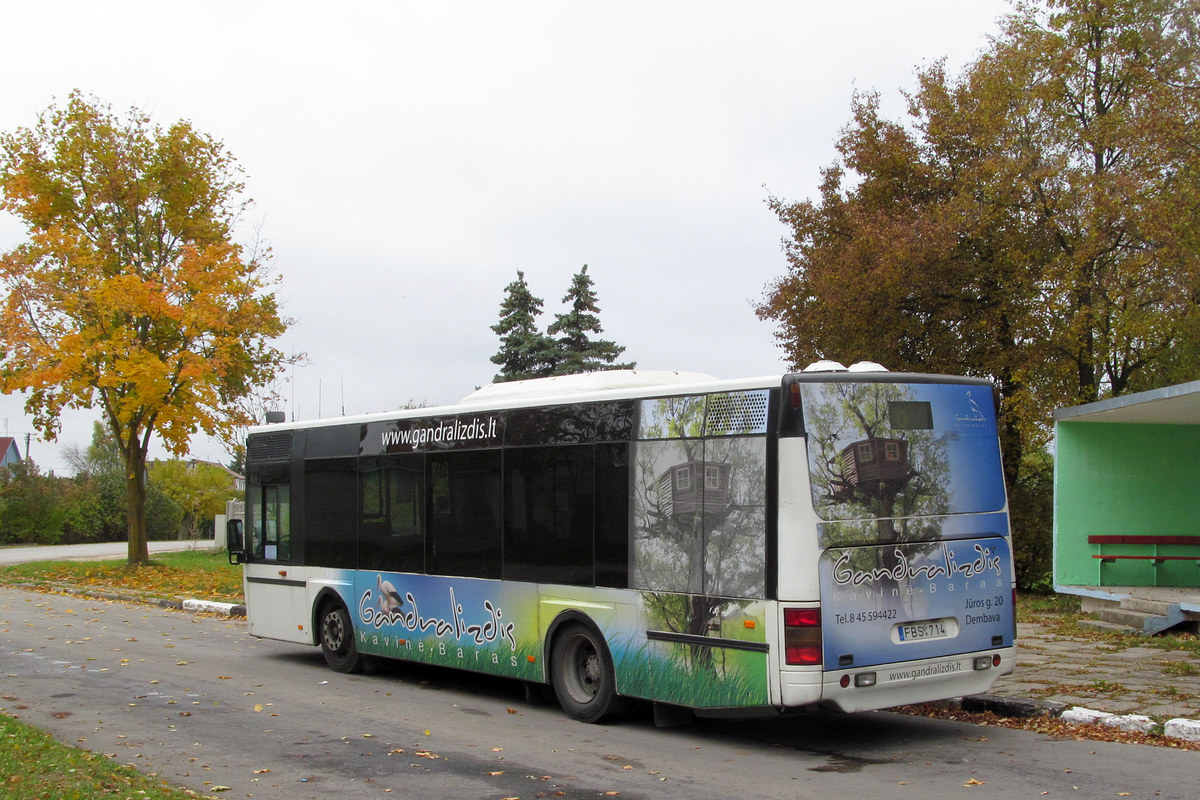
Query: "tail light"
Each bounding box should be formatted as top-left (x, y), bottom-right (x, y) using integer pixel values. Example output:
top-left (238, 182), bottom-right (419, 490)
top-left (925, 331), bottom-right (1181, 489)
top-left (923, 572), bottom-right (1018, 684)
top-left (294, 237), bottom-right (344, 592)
top-left (783, 607), bottom-right (821, 665)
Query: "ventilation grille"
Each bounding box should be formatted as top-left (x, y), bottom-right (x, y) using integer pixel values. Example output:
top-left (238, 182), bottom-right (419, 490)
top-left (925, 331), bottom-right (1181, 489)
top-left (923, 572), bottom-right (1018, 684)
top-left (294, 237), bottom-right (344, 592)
top-left (248, 431), bottom-right (293, 462)
top-left (705, 390), bottom-right (769, 436)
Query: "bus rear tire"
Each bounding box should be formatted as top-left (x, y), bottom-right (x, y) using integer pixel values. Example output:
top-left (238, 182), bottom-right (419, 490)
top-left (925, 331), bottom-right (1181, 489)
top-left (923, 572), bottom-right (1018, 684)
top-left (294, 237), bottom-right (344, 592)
top-left (319, 601), bottom-right (363, 674)
top-left (550, 623), bottom-right (627, 723)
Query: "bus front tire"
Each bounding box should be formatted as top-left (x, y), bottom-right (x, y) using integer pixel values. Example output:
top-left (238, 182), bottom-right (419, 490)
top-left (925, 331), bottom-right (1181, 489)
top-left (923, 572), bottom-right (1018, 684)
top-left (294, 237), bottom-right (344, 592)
top-left (550, 623), bottom-right (627, 723)
top-left (319, 602), bottom-right (364, 674)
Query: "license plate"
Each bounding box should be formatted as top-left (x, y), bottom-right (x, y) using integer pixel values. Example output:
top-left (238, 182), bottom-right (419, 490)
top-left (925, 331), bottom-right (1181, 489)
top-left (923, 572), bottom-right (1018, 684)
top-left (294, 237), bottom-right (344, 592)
top-left (898, 620), bottom-right (949, 642)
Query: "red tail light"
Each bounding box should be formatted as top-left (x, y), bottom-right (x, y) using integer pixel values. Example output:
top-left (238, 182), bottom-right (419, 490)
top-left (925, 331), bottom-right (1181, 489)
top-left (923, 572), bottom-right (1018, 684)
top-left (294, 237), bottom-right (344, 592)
top-left (784, 607), bottom-right (822, 665)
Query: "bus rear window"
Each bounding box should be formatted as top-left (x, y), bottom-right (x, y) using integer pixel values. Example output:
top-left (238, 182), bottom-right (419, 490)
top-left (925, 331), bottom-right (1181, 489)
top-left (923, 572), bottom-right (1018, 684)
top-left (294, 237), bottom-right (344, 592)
top-left (799, 381), bottom-right (1006, 523)
top-left (887, 401), bottom-right (933, 430)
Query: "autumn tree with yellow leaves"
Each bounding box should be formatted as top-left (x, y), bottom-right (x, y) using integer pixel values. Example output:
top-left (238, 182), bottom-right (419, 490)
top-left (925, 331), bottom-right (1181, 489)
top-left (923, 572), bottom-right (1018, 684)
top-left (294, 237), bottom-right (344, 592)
top-left (0, 92), bottom-right (291, 564)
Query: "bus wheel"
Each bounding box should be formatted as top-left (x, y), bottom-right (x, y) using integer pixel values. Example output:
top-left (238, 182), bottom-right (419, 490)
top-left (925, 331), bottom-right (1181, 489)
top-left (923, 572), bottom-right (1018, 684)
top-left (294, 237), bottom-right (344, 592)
top-left (550, 623), bottom-right (626, 723)
top-left (319, 601), bottom-right (363, 674)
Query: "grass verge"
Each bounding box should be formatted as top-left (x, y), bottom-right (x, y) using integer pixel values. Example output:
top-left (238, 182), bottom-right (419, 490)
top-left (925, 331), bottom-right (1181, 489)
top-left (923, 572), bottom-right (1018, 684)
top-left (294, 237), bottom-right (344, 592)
top-left (0, 549), bottom-right (243, 604)
top-left (1016, 591), bottom-right (1083, 619)
top-left (0, 714), bottom-right (212, 799)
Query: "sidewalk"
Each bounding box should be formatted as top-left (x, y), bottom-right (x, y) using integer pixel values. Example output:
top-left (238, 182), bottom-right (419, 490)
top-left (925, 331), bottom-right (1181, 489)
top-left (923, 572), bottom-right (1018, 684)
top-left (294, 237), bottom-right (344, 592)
top-left (0, 538), bottom-right (219, 565)
top-left (989, 619), bottom-right (1200, 720)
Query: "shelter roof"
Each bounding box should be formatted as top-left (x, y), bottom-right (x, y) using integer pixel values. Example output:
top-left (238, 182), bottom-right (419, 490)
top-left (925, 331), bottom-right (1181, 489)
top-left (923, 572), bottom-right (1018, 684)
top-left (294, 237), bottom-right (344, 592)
top-left (1054, 380), bottom-right (1200, 425)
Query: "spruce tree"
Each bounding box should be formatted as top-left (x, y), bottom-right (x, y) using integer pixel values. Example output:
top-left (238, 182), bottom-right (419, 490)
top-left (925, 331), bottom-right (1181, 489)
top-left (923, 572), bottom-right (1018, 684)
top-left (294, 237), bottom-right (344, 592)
top-left (547, 265), bottom-right (635, 375)
top-left (489, 270), bottom-right (558, 382)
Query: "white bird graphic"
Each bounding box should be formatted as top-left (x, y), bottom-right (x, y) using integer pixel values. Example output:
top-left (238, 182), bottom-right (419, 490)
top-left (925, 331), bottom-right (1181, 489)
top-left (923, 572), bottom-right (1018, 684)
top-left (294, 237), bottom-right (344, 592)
top-left (376, 574), bottom-right (404, 616)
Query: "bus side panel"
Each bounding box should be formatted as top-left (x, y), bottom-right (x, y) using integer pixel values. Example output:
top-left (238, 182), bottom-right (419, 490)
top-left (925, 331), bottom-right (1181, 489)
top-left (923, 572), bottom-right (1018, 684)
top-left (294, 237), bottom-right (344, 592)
top-left (774, 438), bottom-right (823, 602)
top-left (534, 588), bottom-right (772, 711)
top-left (244, 562), bottom-right (316, 644)
top-left (818, 533), bottom-right (1014, 670)
top-left (351, 571), bottom-right (543, 680)
top-left (538, 588), bottom-right (637, 692)
top-left (624, 592), bottom-right (770, 710)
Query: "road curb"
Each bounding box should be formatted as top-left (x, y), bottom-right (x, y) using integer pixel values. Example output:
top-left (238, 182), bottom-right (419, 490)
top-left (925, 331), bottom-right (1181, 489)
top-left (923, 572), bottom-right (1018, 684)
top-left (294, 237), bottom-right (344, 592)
top-left (182, 598), bottom-right (247, 617)
top-left (1163, 717), bottom-right (1200, 742)
top-left (960, 693), bottom-right (1200, 745)
top-left (20, 583), bottom-right (247, 618)
top-left (961, 693), bottom-right (1068, 718)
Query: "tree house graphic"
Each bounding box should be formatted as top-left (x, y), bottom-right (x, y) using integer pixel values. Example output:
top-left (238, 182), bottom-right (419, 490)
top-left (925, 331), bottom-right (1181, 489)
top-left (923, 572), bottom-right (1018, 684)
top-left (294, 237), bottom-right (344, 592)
top-left (658, 460), bottom-right (731, 520)
top-left (830, 437), bottom-right (910, 503)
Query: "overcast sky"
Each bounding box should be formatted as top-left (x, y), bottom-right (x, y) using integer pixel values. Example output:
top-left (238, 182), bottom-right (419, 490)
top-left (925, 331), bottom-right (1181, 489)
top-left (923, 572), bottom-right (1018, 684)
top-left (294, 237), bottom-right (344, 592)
top-left (0, 0), bottom-right (1011, 473)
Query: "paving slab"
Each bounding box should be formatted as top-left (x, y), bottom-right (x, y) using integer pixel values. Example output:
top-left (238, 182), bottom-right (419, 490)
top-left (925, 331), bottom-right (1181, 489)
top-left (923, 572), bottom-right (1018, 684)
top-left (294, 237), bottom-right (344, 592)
top-left (990, 620), bottom-right (1200, 719)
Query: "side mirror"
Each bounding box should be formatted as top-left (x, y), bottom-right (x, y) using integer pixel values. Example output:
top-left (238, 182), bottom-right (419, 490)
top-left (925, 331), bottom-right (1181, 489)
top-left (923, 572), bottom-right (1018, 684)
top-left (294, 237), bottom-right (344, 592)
top-left (226, 518), bottom-right (246, 565)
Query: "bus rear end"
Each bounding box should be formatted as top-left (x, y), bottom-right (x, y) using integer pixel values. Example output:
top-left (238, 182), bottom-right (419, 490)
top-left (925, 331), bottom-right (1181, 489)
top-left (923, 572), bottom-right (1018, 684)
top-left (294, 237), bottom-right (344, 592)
top-left (776, 369), bottom-right (1016, 712)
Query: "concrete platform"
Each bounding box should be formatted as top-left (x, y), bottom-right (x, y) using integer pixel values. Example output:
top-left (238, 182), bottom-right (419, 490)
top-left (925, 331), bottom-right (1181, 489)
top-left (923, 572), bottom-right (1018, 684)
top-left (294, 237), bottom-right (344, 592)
top-left (1057, 585), bottom-right (1200, 614)
top-left (1056, 584), bottom-right (1200, 635)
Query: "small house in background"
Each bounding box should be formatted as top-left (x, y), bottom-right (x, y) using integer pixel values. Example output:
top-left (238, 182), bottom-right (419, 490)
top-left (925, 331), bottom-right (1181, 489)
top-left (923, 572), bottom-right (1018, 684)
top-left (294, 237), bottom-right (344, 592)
top-left (185, 458), bottom-right (245, 493)
top-left (0, 437), bottom-right (21, 468)
top-left (1053, 382), bottom-right (1200, 634)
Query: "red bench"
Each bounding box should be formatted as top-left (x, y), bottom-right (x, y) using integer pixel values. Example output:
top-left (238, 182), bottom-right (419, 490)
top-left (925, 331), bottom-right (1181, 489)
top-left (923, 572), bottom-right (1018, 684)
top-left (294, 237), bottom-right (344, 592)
top-left (1088, 534), bottom-right (1200, 564)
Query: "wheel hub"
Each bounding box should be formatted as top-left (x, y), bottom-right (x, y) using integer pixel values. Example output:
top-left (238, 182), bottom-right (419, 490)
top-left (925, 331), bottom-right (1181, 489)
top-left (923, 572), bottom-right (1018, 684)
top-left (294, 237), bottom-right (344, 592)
top-left (325, 613), bottom-right (345, 650)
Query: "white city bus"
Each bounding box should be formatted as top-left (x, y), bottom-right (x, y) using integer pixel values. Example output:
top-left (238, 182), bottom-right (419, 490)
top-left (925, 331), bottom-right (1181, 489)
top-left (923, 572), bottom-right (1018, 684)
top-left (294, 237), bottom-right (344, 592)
top-left (228, 365), bottom-right (1016, 723)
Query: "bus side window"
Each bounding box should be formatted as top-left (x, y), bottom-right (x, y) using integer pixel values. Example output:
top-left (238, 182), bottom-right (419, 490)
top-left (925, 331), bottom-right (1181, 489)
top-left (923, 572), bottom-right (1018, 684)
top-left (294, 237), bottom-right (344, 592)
top-left (387, 461), bottom-right (423, 539)
top-left (426, 450), bottom-right (501, 579)
top-left (304, 458), bottom-right (356, 569)
top-left (594, 443), bottom-right (630, 588)
top-left (359, 455), bottom-right (425, 573)
top-left (503, 445), bottom-right (594, 585)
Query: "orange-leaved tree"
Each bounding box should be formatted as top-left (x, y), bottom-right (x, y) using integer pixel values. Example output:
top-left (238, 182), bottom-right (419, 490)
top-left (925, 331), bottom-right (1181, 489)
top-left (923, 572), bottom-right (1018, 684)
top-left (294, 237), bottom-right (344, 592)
top-left (0, 92), bottom-right (291, 564)
top-left (758, 0), bottom-right (1200, 589)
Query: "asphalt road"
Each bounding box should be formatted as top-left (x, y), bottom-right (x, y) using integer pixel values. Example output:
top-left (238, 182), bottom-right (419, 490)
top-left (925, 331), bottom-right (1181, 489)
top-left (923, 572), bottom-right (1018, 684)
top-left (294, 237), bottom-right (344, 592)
top-left (2, 585), bottom-right (1196, 800)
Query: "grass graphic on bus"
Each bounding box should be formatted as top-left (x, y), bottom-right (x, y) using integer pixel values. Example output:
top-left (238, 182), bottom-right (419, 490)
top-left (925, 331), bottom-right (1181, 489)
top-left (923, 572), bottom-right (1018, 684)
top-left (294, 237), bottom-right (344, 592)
top-left (615, 593), bottom-right (770, 709)
top-left (615, 643), bottom-right (769, 709)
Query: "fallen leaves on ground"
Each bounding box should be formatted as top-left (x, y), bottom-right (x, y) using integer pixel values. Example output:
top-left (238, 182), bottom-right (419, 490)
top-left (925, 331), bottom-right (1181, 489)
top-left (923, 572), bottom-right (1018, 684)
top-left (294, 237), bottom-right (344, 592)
top-left (896, 703), bottom-right (1200, 751)
top-left (0, 554), bottom-right (244, 603)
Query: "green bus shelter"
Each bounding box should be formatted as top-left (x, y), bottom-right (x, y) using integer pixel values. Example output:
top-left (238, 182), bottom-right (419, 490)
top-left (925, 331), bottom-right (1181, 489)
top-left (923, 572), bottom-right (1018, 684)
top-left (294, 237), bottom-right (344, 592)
top-left (1054, 381), bottom-right (1200, 595)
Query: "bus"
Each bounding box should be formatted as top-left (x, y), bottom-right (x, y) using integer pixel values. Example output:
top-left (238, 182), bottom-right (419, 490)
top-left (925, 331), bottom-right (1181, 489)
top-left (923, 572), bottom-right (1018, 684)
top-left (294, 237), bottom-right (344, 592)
top-left (227, 364), bottom-right (1016, 723)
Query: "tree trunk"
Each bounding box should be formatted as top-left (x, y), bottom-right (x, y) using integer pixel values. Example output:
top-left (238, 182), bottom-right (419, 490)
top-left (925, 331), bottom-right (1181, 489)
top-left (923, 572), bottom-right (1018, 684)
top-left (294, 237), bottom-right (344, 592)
top-left (686, 593), bottom-right (716, 672)
top-left (125, 445), bottom-right (150, 565)
top-left (997, 372), bottom-right (1024, 490)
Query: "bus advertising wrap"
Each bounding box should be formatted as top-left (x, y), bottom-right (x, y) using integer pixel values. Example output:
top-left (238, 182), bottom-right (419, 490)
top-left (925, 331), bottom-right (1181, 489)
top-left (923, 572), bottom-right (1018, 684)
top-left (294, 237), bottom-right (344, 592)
top-left (345, 571), bottom-right (771, 709)
top-left (818, 534), bottom-right (1014, 670)
top-left (353, 572), bottom-right (540, 678)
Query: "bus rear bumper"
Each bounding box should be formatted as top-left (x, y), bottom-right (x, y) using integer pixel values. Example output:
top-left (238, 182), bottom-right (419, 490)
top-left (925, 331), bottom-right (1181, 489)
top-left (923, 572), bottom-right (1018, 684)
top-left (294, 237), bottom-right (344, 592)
top-left (779, 649), bottom-right (1016, 713)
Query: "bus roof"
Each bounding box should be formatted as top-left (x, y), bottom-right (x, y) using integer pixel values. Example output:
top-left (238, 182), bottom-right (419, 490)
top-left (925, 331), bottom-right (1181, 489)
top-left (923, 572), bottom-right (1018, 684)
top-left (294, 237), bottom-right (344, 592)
top-left (247, 370), bottom-right (782, 435)
top-left (245, 366), bottom-right (992, 436)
